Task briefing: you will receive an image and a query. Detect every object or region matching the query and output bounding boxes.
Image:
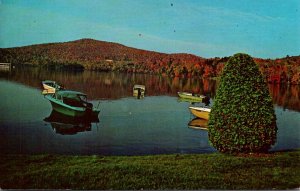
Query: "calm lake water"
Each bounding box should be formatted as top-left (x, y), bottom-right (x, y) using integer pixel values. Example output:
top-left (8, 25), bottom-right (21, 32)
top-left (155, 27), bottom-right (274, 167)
top-left (0, 67), bottom-right (299, 155)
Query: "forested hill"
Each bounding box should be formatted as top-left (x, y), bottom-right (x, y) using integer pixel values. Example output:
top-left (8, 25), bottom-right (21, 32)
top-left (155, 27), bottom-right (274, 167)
top-left (0, 38), bottom-right (222, 77)
top-left (1, 38), bottom-right (300, 84)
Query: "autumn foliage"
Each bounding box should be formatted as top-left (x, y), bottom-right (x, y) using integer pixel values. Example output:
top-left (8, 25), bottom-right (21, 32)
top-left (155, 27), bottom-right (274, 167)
top-left (0, 38), bottom-right (299, 84)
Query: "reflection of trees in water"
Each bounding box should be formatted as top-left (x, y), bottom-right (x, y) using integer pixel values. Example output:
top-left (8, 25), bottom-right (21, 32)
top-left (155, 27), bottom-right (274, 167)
top-left (2, 66), bottom-right (299, 111)
top-left (268, 84), bottom-right (300, 111)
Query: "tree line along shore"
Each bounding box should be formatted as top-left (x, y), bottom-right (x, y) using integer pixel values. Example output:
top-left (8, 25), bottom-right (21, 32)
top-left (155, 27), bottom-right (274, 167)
top-left (1, 38), bottom-right (299, 84)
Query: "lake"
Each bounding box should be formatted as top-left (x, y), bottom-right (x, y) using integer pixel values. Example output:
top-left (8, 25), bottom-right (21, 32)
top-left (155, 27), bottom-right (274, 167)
top-left (0, 67), bottom-right (299, 155)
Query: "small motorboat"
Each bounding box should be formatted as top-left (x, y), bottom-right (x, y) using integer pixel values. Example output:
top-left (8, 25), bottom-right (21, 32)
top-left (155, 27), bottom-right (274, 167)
top-left (133, 84), bottom-right (145, 98)
top-left (178, 92), bottom-right (209, 102)
top-left (42, 80), bottom-right (63, 94)
top-left (188, 118), bottom-right (208, 130)
top-left (45, 90), bottom-right (100, 117)
top-left (189, 106), bottom-right (211, 120)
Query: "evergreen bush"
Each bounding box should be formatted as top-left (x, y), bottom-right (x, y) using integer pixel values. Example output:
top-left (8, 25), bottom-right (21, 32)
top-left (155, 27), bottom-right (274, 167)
top-left (208, 53), bottom-right (277, 154)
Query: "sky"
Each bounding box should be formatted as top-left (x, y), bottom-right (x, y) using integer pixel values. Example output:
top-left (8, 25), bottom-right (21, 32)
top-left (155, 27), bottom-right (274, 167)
top-left (0, 0), bottom-right (299, 58)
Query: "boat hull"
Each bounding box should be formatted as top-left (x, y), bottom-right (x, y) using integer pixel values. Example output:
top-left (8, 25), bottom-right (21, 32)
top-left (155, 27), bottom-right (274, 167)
top-left (178, 92), bottom-right (206, 102)
top-left (46, 95), bottom-right (100, 117)
top-left (189, 107), bottom-right (211, 120)
top-left (50, 100), bottom-right (86, 117)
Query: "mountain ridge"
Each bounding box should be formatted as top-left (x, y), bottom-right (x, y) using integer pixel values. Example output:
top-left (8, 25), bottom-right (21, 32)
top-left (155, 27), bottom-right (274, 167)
top-left (4, 38), bottom-right (203, 58)
top-left (0, 38), bottom-right (299, 84)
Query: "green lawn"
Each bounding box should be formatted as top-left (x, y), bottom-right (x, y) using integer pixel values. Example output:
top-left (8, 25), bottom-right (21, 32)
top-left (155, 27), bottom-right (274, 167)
top-left (1, 150), bottom-right (299, 189)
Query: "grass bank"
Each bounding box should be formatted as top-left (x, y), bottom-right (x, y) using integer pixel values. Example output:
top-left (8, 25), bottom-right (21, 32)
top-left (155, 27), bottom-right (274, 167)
top-left (1, 150), bottom-right (299, 190)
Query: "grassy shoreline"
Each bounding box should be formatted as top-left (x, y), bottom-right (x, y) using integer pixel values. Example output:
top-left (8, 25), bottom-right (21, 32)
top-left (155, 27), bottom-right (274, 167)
top-left (1, 150), bottom-right (300, 190)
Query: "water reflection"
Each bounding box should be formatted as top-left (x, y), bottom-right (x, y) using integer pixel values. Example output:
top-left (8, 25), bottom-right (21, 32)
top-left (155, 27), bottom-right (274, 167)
top-left (0, 78), bottom-right (299, 155)
top-left (188, 118), bottom-right (208, 130)
top-left (1, 66), bottom-right (217, 99)
top-left (269, 84), bottom-right (300, 111)
top-left (44, 110), bottom-right (100, 135)
top-left (2, 66), bottom-right (299, 112)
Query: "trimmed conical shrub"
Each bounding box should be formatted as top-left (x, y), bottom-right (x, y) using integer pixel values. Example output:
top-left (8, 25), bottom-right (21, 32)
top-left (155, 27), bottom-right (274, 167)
top-left (208, 53), bottom-right (277, 154)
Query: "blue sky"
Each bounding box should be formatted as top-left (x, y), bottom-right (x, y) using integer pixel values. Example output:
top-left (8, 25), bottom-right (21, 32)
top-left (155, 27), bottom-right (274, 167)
top-left (0, 0), bottom-right (299, 58)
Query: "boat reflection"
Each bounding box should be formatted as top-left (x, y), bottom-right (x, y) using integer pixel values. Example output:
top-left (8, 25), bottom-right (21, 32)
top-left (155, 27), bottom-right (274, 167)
top-left (188, 118), bottom-right (208, 130)
top-left (4, 67), bottom-right (300, 112)
top-left (44, 110), bottom-right (99, 135)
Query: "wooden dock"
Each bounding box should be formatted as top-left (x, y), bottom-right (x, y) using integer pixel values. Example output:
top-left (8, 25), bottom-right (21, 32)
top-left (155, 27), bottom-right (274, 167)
top-left (0, 63), bottom-right (12, 71)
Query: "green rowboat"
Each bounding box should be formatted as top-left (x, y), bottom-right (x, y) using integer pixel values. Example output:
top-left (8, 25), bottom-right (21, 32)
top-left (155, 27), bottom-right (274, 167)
top-left (177, 92), bottom-right (208, 102)
top-left (45, 90), bottom-right (100, 117)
